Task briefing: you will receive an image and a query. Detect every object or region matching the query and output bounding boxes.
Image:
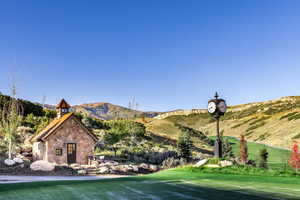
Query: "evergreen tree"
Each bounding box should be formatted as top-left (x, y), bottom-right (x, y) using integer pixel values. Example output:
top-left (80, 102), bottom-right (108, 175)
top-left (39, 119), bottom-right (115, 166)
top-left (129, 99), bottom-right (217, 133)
top-left (222, 138), bottom-right (234, 158)
top-left (259, 148), bottom-right (269, 169)
top-left (177, 131), bottom-right (193, 162)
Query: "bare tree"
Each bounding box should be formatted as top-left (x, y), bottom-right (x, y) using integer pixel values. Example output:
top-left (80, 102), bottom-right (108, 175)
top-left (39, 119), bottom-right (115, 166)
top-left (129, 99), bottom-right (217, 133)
top-left (42, 95), bottom-right (47, 108)
top-left (0, 83), bottom-right (23, 159)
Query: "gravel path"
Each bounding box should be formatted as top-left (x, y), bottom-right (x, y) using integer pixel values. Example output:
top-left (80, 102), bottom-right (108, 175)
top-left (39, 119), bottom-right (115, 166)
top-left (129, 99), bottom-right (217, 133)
top-left (0, 175), bottom-right (126, 184)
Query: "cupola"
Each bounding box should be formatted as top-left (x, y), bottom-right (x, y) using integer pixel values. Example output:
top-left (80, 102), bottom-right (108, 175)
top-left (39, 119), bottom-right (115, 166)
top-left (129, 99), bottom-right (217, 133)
top-left (56, 99), bottom-right (71, 118)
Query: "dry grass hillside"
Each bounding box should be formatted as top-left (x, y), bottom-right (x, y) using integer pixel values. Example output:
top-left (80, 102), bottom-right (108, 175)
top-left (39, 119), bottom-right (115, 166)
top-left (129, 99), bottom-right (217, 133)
top-left (145, 96), bottom-right (300, 149)
top-left (72, 102), bottom-right (160, 120)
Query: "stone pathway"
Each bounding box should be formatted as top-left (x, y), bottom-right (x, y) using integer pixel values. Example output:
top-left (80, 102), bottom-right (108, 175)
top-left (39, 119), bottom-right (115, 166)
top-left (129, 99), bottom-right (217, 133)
top-left (0, 175), bottom-right (127, 184)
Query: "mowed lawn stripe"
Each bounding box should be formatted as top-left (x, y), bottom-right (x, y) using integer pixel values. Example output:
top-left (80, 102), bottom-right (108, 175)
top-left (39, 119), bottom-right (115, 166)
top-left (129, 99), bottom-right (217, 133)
top-left (1, 169), bottom-right (300, 200)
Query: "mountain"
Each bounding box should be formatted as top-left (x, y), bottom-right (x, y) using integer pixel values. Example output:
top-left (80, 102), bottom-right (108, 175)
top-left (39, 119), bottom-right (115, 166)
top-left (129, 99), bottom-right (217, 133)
top-left (72, 102), bottom-right (160, 120)
top-left (144, 96), bottom-right (300, 149)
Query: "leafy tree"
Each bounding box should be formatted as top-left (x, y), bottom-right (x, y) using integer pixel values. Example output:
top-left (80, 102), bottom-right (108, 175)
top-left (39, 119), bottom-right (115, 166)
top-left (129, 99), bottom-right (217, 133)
top-left (239, 135), bottom-right (248, 164)
top-left (289, 142), bottom-right (300, 172)
top-left (0, 93), bottom-right (23, 159)
top-left (102, 119), bottom-right (146, 156)
top-left (259, 148), bottom-right (269, 169)
top-left (44, 109), bottom-right (56, 119)
top-left (81, 115), bottom-right (108, 130)
top-left (0, 93), bottom-right (44, 117)
top-left (177, 131), bottom-right (193, 162)
top-left (103, 130), bottom-right (124, 156)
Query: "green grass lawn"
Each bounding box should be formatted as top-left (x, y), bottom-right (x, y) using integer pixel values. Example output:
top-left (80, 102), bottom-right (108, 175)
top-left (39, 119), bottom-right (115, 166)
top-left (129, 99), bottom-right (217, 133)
top-left (213, 136), bottom-right (291, 170)
top-left (1, 168), bottom-right (300, 200)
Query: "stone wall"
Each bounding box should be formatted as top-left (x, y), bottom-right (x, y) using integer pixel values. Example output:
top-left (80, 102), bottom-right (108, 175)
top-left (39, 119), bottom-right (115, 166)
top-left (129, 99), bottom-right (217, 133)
top-left (46, 116), bottom-right (96, 165)
top-left (32, 141), bottom-right (45, 161)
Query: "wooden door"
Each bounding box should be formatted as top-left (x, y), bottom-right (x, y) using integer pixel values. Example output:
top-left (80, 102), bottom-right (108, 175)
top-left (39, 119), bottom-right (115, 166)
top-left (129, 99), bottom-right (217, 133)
top-left (67, 143), bottom-right (76, 164)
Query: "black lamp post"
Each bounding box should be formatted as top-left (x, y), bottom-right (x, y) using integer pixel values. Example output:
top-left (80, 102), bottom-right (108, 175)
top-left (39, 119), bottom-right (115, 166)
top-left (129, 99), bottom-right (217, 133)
top-left (207, 92), bottom-right (227, 158)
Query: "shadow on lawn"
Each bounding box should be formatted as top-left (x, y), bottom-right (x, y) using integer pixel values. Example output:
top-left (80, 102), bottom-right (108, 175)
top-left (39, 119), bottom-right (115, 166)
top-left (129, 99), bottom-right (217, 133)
top-left (0, 176), bottom-right (298, 200)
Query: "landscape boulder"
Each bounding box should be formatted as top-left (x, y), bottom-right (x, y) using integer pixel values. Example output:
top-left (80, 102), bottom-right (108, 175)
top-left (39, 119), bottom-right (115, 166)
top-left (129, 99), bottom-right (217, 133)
top-left (119, 165), bottom-right (133, 173)
top-left (139, 163), bottom-right (149, 169)
top-left (77, 170), bottom-right (87, 175)
top-left (149, 164), bottom-right (158, 172)
top-left (220, 160), bottom-right (233, 167)
top-left (205, 164), bottom-right (220, 168)
top-left (131, 165), bottom-right (139, 172)
top-left (4, 159), bottom-right (15, 166)
top-left (98, 166), bottom-right (110, 174)
top-left (30, 160), bottom-right (55, 171)
top-left (90, 160), bottom-right (99, 167)
top-left (13, 157), bottom-right (24, 164)
top-left (194, 159), bottom-right (208, 167)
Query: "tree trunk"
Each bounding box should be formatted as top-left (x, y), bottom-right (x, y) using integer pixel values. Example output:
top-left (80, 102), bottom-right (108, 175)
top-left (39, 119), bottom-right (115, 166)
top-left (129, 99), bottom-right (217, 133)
top-left (113, 148), bottom-right (117, 157)
top-left (8, 137), bottom-right (12, 159)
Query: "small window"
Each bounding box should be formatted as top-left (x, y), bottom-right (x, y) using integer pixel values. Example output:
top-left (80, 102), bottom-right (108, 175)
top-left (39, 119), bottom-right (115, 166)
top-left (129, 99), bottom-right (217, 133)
top-left (55, 148), bottom-right (63, 156)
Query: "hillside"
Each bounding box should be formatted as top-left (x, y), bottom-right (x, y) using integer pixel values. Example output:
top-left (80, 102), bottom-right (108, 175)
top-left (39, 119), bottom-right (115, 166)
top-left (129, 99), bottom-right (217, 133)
top-left (41, 101), bottom-right (160, 120)
top-left (147, 96), bottom-right (300, 149)
top-left (72, 102), bottom-right (160, 120)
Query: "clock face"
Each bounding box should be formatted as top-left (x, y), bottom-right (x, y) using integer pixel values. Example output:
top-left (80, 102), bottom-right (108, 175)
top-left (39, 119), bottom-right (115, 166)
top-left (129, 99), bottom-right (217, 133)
top-left (218, 101), bottom-right (227, 113)
top-left (208, 102), bottom-right (217, 113)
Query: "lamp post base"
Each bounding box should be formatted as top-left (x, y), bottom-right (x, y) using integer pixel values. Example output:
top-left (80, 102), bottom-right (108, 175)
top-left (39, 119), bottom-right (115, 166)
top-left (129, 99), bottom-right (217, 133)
top-left (214, 138), bottom-right (222, 158)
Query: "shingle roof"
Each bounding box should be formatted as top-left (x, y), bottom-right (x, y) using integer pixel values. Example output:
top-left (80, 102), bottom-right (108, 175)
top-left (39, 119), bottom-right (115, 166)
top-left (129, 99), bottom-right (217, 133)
top-left (56, 99), bottom-right (71, 109)
top-left (30, 113), bottom-right (98, 142)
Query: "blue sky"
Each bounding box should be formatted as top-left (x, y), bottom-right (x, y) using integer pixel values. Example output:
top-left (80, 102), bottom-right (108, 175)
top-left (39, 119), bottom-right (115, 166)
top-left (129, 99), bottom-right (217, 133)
top-left (1, 1), bottom-right (300, 111)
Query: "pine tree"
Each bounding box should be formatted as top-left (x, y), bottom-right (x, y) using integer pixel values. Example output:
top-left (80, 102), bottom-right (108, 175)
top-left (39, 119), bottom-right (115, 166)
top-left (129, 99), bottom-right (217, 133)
top-left (239, 135), bottom-right (248, 164)
top-left (222, 138), bottom-right (234, 158)
top-left (259, 148), bottom-right (268, 169)
top-left (289, 142), bottom-right (300, 172)
top-left (177, 131), bottom-right (193, 162)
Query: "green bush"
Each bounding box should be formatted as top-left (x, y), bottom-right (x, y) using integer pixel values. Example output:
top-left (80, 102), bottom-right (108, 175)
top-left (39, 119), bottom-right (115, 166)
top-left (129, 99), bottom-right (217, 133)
top-left (183, 165), bottom-right (300, 177)
top-left (258, 148), bottom-right (268, 169)
top-left (288, 113), bottom-right (300, 121)
top-left (279, 112), bottom-right (298, 120)
top-left (292, 133), bottom-right (300, 139)
top-left (246, 121), bottom-right (266, 132)
top-left (207, 158), bottom-right (220, 165)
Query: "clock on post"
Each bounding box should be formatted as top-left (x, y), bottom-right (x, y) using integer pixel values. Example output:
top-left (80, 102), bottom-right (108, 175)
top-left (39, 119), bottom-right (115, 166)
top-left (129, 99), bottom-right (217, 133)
top-left (208, 92), bottom-right (227, 158)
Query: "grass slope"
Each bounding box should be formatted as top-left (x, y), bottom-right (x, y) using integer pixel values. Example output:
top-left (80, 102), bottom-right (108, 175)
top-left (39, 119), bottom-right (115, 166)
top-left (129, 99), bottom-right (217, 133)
top-left (1, 168), bottom-right (300, 200)
top-left (150, 96), bottom-right (300, 149)
top-left (227, 137), bottom-right (291, 169)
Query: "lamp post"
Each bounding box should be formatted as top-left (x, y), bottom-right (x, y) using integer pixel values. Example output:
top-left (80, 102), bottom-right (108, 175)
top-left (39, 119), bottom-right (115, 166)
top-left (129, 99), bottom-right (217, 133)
top-left (207, 92), bottom-right (227, 158)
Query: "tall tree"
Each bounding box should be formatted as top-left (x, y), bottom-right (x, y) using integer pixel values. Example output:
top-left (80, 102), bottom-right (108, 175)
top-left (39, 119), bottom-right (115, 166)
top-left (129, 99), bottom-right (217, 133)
top-left (0, 85), bottom-right (23, 159)
top-left (289, 142), bottom-right (300, 172)
top-left (177, 131), bottom-right (193, 162)
top-left (239, 135), bottom-right (248, 164)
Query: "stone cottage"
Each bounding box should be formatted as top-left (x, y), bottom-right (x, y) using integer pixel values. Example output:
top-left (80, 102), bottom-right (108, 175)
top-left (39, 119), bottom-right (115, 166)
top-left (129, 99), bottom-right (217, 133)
top-left (31, 99), bottom-right (98, 165)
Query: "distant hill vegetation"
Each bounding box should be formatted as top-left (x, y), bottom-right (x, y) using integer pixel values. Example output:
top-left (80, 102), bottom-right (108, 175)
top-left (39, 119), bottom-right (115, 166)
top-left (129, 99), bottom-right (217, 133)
top-left (2, 92), bottom-right (300, 149)
top-left (0, 93), bottom-right (44, 117)
top-left (145, 96), bottom-right (300, 149)
top-left (72, 102), bottom-right (160, 120)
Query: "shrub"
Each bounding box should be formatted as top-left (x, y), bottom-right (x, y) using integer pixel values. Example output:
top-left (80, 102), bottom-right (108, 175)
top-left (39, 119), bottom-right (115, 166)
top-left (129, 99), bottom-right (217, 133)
top-left (292, 133), bottom-right (300, 139)
top-left (161, 157), bottom-right (185, 169)
top-left (207, 158), bottom-right (220, 165)
top-left (258, 148), bottom-right (268, 169)
top-left (288, 113), bottom-right (300, 121)
top-left (280, 112), bottom-right (298, 120)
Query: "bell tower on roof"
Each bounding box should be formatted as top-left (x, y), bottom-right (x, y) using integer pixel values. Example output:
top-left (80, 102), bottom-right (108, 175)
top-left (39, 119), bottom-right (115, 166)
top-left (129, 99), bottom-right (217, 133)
top-left (56, 99), bottom-right (71, 118)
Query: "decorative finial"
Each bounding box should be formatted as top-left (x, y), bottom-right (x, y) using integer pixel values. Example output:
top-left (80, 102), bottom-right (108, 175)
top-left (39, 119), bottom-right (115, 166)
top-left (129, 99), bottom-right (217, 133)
top-left (214, 92), bottom-right (219, 99)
